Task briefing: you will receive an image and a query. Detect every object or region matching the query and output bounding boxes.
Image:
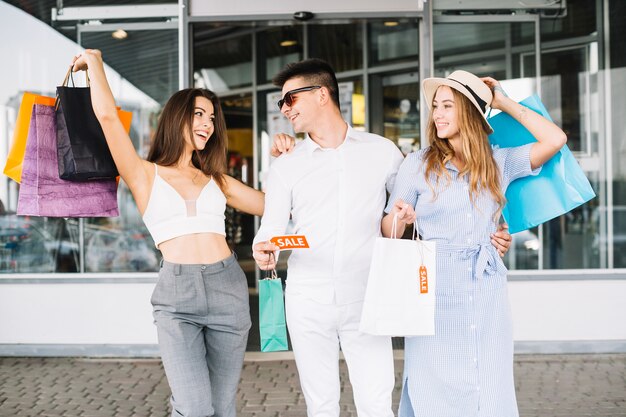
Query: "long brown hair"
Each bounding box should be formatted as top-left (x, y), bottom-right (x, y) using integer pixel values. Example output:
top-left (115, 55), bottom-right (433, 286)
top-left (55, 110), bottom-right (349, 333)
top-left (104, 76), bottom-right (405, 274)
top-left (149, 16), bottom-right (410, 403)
top-left (147, 88), bottom-right (227, 189)
top-left (423, 87), bottom-right (505, 216)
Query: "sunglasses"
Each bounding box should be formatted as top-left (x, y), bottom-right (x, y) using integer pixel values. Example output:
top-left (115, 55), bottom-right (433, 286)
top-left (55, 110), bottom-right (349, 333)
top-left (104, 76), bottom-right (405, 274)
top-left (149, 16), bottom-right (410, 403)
top-left (277, 85), bottom-right (322, 110)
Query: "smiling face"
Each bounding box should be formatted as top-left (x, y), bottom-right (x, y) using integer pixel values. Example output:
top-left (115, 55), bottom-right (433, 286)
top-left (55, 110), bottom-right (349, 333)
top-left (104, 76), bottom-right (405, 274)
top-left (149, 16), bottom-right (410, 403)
top-left (184, 96), bottom-right (215, 151)
top-left (431, 86), bottom-right (460, 141)
top-left (280, 77), bottom-right (322, 133)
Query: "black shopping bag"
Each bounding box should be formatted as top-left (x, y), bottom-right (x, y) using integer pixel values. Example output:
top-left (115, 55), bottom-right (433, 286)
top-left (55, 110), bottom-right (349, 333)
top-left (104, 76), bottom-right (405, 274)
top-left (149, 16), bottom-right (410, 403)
top-left (55, 67), bottom-right (119, 181)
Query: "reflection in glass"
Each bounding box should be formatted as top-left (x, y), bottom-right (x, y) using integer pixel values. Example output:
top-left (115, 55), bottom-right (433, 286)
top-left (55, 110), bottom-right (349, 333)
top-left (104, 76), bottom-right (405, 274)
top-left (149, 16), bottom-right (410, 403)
top-left (349, 78), bottom-right (365, 130)
top-left (434, 23), bottom-right (508, 80)
top-left (221, 93), bottom-right (256, 285)
top-left (539, 0), bottom-right (596, 42)
top-left (0, 215), bottom-right (79, 273)
top-left (503, 227), bottom-right (539, 270)
top-left (81, 30), bottom-right (178, 106)
top-left (609, 67), bottom-right (626, 267)
top-left (369, 20), bottom-right (418, 65)
top-left (309, 24), bottom-right (363, 73)
top-left (85, 181), bottom-right (159, 273)
top-left (381, 75), bottom-right (419, 154)
top-left (257, 27), bottom-right (303, 84)
top-left (193, 24), bottom-right (253, 93)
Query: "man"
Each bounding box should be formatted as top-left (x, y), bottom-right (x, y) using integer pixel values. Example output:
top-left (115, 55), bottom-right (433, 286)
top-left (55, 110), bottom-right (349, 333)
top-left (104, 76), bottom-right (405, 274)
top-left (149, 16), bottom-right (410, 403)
top-left (253, 58), bottom-right (512, 417)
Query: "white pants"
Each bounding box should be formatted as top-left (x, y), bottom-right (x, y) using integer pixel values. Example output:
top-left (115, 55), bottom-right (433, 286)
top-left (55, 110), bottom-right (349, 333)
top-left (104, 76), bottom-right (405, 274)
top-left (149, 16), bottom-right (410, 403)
top-left (285, 291), bottom-right (395, 417)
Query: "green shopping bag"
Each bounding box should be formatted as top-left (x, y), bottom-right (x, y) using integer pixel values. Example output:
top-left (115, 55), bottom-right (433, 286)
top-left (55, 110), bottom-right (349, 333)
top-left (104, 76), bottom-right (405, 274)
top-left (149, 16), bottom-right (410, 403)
top-left (258, 267), bottom-right (288, 352)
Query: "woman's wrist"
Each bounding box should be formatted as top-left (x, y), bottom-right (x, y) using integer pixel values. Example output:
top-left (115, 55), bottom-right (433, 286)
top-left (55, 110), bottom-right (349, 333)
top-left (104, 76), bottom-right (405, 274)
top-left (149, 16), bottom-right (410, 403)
top-left (493, 85), bottom-right (508, 97)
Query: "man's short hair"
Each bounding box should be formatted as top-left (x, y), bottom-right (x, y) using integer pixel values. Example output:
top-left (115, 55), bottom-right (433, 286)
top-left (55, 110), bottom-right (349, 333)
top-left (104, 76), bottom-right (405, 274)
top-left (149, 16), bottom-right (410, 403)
top-left (273, 58), bottom-right (341, 110)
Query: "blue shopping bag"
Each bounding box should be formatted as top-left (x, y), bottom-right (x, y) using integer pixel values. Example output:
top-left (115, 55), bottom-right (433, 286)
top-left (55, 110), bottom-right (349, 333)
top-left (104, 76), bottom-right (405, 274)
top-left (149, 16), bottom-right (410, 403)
top-left (258, 269), bottom-right (289, 352)
top-left (487, 94), bottom-right (596, 234)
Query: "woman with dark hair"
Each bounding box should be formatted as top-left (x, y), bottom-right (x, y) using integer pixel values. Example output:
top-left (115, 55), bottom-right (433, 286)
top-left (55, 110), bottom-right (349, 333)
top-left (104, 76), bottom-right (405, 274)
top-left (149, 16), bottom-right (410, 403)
top-left (382, 70), bottom-right (566, 417)
top-left (72, 50), bottom-right (267, 417)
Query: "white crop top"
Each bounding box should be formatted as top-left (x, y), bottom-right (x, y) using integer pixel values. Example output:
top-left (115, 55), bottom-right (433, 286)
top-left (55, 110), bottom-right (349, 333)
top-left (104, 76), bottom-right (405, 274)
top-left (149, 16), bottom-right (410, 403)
top-left (142, 164), bottom-right (226, 247)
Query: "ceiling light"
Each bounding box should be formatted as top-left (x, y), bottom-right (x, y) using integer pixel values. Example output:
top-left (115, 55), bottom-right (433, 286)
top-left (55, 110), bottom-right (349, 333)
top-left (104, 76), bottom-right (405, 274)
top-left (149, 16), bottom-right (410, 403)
top-left (384, 21), bottom-right (399, 27)
top-left (280, 40), bottom-right (297, 47)
top-left (112, 29), bottom-right (128, 40)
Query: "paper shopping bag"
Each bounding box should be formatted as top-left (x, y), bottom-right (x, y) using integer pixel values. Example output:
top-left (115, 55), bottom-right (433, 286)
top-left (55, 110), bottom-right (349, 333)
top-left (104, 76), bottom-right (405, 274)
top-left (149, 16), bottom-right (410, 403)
top-left (488, 94), bottom-right (596, 233)
top-left (16, 104), bottom-right (119, 217)
top-left (359, 226), bottom-right (436, 337)
top-left (3, 92), bottom-right (56, 183)
top-left (55, 67), bottom-right (132, 181)
top-left (258, 269), bottom-right (289, 352)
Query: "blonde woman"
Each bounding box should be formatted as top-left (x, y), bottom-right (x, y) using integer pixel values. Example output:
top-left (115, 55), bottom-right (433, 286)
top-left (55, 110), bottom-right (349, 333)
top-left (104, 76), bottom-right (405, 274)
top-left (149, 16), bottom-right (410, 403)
top-left (382, 70), bottom-right (566, 417)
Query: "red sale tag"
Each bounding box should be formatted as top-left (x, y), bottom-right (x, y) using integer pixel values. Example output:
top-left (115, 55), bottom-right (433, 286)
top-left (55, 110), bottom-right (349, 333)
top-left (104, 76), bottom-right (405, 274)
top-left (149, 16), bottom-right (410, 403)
top-left (270, 235), bottom-right (310, 250)
top-left (419, 265), bottom-right (428, 294)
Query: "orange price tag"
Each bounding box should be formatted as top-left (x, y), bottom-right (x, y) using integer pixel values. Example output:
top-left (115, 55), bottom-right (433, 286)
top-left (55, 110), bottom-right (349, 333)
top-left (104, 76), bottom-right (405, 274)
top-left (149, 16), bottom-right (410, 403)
top-left (270, 235), bottom-right (310, 250)
top-left (419, 265), bottom-right (429, 294)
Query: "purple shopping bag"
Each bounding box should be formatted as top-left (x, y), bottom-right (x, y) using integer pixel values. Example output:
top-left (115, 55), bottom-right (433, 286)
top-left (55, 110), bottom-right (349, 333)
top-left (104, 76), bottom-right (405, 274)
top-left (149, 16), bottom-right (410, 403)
top-left (16, 104), bottom-right (119, 217)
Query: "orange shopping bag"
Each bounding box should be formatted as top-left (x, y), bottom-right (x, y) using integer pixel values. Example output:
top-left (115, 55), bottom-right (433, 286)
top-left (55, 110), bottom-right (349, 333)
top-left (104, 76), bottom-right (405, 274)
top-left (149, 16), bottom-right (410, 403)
top-left (3, 92), bottom-right (56, 183)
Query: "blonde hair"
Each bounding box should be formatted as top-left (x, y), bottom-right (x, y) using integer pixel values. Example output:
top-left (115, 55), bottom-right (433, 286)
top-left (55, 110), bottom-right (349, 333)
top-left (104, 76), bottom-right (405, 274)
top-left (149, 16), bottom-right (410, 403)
top-left (423, 87), bottom-right (505, 217)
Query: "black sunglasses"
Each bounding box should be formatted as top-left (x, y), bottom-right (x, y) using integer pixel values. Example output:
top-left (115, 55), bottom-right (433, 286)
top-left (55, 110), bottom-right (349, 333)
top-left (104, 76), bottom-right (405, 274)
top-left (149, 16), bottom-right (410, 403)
top-left (277, 86), bottom-right (322, 110)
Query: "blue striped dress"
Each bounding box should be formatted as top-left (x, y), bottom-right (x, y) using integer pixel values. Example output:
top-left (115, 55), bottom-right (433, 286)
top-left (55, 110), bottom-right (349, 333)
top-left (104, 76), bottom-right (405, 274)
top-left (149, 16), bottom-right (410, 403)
top-left (385, 143), bottom-right (540, 417)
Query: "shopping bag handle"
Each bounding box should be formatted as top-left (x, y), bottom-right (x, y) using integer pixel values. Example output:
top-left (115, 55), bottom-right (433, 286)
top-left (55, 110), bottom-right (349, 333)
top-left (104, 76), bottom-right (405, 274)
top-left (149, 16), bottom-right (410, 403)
top-left (262, 252), bottom-right (279, 280)
top-left (56, 65), bottom-right (91, 110)
top-left (391, 213), bottom-right (418, 241)
top-left (60, 65), bottom-right (91, 88)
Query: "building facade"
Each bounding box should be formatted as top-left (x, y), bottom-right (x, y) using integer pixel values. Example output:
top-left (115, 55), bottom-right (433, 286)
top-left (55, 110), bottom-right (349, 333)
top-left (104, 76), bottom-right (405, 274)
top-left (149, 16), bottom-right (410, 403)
top-left (1, 0), bottom-right (625, 356)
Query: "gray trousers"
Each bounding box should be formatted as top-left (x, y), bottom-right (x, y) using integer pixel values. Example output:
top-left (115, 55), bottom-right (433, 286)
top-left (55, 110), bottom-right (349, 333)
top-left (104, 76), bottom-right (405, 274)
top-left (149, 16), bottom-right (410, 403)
top-left (151, 254), bottom-right (251, 417)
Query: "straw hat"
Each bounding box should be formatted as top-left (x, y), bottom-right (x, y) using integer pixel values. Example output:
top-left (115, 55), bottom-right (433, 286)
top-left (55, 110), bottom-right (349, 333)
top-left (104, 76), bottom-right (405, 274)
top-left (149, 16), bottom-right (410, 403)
top-left (422, 70), bottom-right (494, 133)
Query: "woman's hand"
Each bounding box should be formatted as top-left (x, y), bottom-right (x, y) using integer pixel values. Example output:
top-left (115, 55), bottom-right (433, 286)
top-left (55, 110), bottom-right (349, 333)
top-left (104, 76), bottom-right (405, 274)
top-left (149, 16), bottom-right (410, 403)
top-left (381, 199), bottom-right (415, 238)
top-left (71, 49), bottom-right (103, 72)
top-left (390, 199), bottom-right (416, 225)
top-left (491, 223), bottom-right (512, 257)
top-left (481, 76), bottom-right (509, 111)
top-left (271, 133), bottom-right (296, 157)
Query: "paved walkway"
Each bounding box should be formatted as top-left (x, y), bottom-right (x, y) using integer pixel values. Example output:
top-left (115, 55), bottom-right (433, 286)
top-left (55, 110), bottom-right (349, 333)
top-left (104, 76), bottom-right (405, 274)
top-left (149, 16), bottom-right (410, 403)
top-left (1, 353), bottom-right (625, 417)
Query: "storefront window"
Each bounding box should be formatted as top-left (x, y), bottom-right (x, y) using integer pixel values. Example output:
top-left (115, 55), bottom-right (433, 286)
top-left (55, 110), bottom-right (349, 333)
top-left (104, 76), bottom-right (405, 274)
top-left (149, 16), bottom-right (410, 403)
top-left (370, 72), bottom-right (420, 154)
top-left (0, 216), bottom-right (79, 273)
top-left (368, 19), bottom-right (418, 66)
top-left (257, 26), bottom-right (303, 85)
top-left (308, 23), bottom-right (363, 73)
top-left (0, 26), bottom-right (175, 274)
top-left (609, 0), bottom-right (626, 267)
top-left (540, 0), bottom-right (596, 42)
top-left (78, 28), bottom-right (176, 273)
top-left (193, 23), bottom-right (253, 93)
top-left (4, 2), bottom-right (621, 276)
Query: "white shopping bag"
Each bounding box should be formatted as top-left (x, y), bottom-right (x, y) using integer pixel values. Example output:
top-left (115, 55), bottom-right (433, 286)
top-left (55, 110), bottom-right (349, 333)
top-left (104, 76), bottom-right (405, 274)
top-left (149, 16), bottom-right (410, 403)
top-left (359, 217), bottom-right (436, 336)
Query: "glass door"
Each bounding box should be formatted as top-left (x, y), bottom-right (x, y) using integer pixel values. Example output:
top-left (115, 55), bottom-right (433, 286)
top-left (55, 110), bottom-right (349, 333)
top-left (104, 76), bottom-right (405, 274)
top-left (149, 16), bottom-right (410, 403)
top-left (370, 71), bottom-right (421, 155)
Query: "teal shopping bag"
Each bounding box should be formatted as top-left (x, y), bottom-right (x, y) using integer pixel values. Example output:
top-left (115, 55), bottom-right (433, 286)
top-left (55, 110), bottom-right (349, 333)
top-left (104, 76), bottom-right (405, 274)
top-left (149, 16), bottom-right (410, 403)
top-left (258, 269), bottom-right (288, 352)
top-left (487, 94), bottom-right (596, 233)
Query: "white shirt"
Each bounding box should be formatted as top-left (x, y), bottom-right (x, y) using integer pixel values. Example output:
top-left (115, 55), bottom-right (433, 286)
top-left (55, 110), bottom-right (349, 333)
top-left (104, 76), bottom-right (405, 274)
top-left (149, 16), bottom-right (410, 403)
top-left (254, 124), bottom-right (404, 305)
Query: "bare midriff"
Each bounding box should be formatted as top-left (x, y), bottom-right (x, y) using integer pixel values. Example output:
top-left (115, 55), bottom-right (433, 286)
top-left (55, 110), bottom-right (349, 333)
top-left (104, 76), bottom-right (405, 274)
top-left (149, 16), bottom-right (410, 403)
top-left (158, 232), bottom-right (232, 264)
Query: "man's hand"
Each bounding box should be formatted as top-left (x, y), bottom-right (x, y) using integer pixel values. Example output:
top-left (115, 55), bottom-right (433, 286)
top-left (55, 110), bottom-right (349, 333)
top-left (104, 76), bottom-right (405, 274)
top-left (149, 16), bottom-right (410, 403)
top-left (270, 133), bottom-right (296, 157)
top-left (253, 241), bottom-right (279, 270)
top-left (491, 223), bottom-right (512, 257)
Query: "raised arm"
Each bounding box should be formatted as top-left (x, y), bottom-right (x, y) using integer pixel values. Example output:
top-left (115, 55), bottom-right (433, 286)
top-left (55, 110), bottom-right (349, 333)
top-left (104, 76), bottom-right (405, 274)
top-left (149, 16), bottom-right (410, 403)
top-left (72, 50), bottom-right (150, 194)
top-left (482, 77), bottom-right (567, 170)
top-left (223, 175), bottom-right (265, 217)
